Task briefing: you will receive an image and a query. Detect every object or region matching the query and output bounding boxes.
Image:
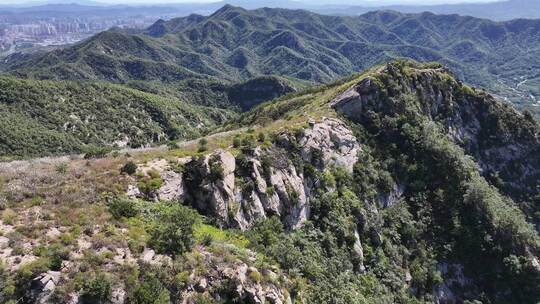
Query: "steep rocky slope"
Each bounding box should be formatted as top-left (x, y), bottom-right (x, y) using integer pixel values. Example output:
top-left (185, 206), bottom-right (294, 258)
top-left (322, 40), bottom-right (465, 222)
top-left (130, 118), bottom-right (360, 230)
top-left (0, 61), bottom-right (538, 304)
top-left (331, 63), bottom-right (540, 209)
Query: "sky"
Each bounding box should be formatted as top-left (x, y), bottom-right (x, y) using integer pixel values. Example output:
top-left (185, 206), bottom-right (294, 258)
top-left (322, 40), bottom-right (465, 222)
top-left (0, 0), bottom-right (503, 5)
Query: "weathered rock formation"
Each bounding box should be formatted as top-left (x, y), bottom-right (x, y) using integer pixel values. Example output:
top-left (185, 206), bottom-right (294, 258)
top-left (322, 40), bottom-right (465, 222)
top-left (332, 63), bottom-right (540, 205)
top-left (182, 118), bottom-right (361, 230)
top-left (181, 246), bottom-right (292, 304)
top-left (131, 118), bottom-right (361, 230)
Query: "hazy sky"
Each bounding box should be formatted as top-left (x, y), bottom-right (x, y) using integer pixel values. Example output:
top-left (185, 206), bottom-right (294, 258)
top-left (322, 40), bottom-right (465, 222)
top-left (0, 0), bottom-right (503, 5)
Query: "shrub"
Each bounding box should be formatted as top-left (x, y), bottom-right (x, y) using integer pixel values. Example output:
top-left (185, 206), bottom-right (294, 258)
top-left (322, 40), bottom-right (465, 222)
top-left (194, 223), bottom-right (248, 248)
top-left (55, 162), bottom-right (68, 174)
top-left (147, 169), bottom-right (161, 179)
top-left (248, 269), bottom-right (262, 282)
top-left (167, 141), bottom-right (180, 150)
top-left (83, 147), bottom-right (111, 159)
top-left (59, 233), bottom-right (74, 246)
top-left (127, 218), bottom-right (149, 254)
top-left (49, 253), bottom-right (63, 271)
top-left (0, 262), bottom-right (15, 302)
top-left (209, 155), bottom-right (224, 182)
top-left (377, 170), bottom-right (395, 193)
top-left (191, 293), bottom-right (215, 304)
top-left (241, 136), bottom-right (256, 151)
top-left (201, 233), bottom-right (213, 246)
top-left (235, 153), bottom-right (251, 176)
top-left (232, 136), bottom-right (241, 148)
top-left (286, 187), bottom-right (299, 206)
top-left (80, 273), bottom-right (112, 304)
top-left (131, 275), bottom-right (170, 304)
top-left (257, 132), bottom-right (266, 142)
top-left (169, 161), bottom-right (184, 174)
top-left (107, 196), bottom-right (138, 219)
top-left (2, 209), bottom-right (16, 225)
top-left (244, 217), bottom-right (284, 252)
top-left (228, 202), bottom-right (240, 219)
top-left (138, 171), bottom-right (163, 198)
top-left (120, 161), bottom-right (138, 175)
top-left (321, 171), bottom-right (336, 189)
top-left (149, 204), bottom-right (201, 257)
top-left (198, 138), bottom-right (208, 152)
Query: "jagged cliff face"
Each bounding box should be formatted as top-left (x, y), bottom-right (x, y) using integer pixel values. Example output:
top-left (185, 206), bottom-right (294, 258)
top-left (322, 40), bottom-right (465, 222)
top-left (135, 118), bottom-right (360, 230)
top-left (332, 63), bottom-right (540, 207)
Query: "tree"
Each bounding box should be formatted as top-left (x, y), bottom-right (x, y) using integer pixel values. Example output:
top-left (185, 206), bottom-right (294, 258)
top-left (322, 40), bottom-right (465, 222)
top-left (149, 204), bottom-right (201, 257)
top-left (198, 138), bottom-right (208, 152)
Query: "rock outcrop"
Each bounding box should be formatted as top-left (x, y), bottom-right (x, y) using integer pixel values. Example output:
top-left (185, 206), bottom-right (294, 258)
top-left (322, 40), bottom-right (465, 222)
top-left (182, 117), bottom-right (360, 230)
top-left (133, 118), bottom-right (360, 230)
top-left (332, 63), bottom-right (540, 205)
top-left (181, 246), bottom-right (292, 304)
top-left (227, 76), bottom-right (296, 111)
top-left (30, 271), bottom-right (61, 304)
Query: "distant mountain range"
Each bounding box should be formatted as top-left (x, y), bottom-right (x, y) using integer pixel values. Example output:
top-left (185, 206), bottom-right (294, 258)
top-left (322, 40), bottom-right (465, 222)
top-left (319, 0), bottom-right (540, 21)
top-left (2, 0), bottom-right (539, 21)
top-left (4, 5), bottom-right (539, 114)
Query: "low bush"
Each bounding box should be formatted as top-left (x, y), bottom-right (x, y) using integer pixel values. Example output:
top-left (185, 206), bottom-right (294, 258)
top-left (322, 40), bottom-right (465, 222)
top-left (138, 171), bottom-right (163, 198)
top-left (198, 138), bottom-right (208, 152)
top-left (83, 147), bottom-right (112, 159)
top-left (120, 161), bottom-right (138, 175)
top-left (80, 272), bottom-right (112, 304)
top-left (130, 274), bottom-right (170, 304)
top-left (107, 196), bottom-right (138, 219)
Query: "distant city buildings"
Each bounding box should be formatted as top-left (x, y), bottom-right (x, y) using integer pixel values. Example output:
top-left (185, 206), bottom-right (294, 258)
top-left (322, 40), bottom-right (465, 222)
top-left (0, 14), bottom-right (166, 55)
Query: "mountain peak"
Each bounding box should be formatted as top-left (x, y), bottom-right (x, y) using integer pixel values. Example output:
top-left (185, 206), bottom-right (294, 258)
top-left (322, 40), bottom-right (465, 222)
top-left (210, 4), bottom-right (245, 17)
top-left (146, 18), bottom-right (168, 37)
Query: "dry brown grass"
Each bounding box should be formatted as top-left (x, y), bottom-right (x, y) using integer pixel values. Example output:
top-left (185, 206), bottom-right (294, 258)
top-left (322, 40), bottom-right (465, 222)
top-left (0, 155), bottom-right (129, 231)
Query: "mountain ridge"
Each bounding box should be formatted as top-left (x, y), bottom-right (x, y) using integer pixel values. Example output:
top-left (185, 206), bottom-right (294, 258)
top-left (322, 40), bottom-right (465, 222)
top-left (4, 5), bottom-right (540, 117)
top-left (0, 60), bottom-right (538, 304)
top-left (322, 0), bottom-right (540, 21)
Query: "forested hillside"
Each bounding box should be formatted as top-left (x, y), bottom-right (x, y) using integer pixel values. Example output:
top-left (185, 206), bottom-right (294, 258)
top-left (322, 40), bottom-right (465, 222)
top-left (0, 77), bottom-right (233, 159)
top-left (4, 5), bottom-right (540, 115)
